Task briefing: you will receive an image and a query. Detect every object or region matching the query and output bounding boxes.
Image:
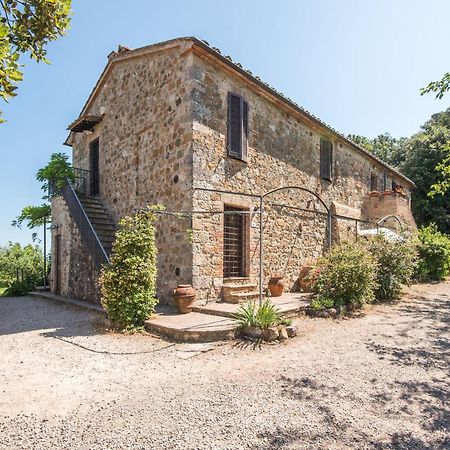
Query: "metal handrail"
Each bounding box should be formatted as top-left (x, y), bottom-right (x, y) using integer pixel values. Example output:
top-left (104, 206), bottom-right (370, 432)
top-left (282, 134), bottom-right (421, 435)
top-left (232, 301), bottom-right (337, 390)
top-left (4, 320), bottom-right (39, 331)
top-left (61, 178), bottom-right (110, 267)
top-left (72, 167), bottom-right (98, 196)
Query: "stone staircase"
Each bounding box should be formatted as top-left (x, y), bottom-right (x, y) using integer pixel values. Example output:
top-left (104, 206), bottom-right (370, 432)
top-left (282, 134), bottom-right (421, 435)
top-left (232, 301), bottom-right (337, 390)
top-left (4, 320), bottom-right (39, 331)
top-left (222, 277), bottom-right (259, 303)
top-left (78, 195), bottom-right (116, 256)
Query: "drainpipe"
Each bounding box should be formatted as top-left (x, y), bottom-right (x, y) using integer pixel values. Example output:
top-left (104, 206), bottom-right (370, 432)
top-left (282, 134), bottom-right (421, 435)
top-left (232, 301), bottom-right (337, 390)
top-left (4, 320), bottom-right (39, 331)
top-left (43, 215), bottom-right (47, 291)
top-left (327, 211), bottom-right (332, 249)
top-left (259, 196), bottom-right (264, 305)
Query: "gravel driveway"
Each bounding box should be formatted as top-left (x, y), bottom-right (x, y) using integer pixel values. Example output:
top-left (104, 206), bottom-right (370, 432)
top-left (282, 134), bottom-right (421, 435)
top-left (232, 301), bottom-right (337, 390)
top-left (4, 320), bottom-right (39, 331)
top-left (0, 281), bottom-right (449, 450)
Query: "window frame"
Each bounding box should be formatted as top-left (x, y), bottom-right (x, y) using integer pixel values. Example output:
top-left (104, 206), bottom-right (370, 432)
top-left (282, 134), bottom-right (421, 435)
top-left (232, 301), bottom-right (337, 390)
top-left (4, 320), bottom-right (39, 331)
top-left (227, 92), bottom-right (249, 162)
top-left (370, 172), bottom-right (378, 192)
top-left (319, 138), bottom-right (333, 181)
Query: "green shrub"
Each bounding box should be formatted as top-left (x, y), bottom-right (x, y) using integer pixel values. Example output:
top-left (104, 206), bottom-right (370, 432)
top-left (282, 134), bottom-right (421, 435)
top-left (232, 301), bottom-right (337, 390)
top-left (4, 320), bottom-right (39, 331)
top-left (313, 241), bottom-right (377, 310)
top-left (415, 224), bottom-right (450, 281)
top-left (233, 298), bottom-right (281, 329)
top-left (4, 280), bottom-right (33, 296)
top-left (366, 235), bottom-right (418, 302)
top-left (100, 206), bottom-right (160, 331)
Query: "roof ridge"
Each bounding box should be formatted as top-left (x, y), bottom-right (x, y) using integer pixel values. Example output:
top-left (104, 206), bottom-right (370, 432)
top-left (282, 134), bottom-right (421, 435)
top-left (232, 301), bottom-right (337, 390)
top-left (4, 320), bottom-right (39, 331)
top-left (66, 36), bottom-right (414, 187)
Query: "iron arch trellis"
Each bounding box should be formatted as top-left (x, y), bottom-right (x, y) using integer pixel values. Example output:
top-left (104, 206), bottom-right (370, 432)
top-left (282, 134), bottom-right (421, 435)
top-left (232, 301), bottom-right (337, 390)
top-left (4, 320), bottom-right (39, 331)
top-left (194, 185), bottom-right (332, 304)
top-left (258, 186), bottom-right (332, 304)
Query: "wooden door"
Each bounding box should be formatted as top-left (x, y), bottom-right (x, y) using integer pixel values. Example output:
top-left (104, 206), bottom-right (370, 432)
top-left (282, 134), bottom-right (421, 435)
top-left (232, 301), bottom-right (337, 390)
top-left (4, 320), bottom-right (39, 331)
top-left (55, 235), bottom-right (62, 295)
top-left (89, 139), bottom-right (100, 196)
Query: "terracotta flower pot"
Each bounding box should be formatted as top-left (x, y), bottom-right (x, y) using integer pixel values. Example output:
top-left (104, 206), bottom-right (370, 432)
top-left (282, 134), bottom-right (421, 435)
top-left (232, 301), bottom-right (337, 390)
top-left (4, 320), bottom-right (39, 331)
top-left (173, 284), bottom-right (196, 314)
top-left (268, 276), bottom-right (285, 297)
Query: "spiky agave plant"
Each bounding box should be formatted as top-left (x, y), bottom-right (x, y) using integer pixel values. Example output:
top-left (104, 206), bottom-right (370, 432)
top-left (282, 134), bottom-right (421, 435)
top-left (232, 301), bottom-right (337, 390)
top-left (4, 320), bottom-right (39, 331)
top-left (233, 301), bottom-right (258, 328)
top-left (256, 298), bottom-right (281, 329)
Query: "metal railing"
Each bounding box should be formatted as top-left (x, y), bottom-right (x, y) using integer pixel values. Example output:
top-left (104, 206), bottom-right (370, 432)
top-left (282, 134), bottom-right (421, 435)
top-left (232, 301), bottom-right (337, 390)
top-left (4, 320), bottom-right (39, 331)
top-left (61, 178), bottom-right (110, 268)
top-left (73, 167), bottom-right (98, 196)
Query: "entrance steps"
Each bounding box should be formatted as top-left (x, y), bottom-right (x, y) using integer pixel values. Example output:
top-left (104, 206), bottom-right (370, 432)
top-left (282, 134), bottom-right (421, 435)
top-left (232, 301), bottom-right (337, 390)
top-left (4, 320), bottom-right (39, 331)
top-left (222, 278), bottom-right (259, 303)
top-left (144, 293), bottom-right (312, 343)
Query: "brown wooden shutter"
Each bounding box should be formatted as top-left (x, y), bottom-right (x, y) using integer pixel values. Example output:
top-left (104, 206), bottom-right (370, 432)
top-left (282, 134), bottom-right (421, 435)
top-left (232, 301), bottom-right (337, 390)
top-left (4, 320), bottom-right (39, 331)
top-left (228, 94), bottom-right (241, 158)
top-left (241, 99), bottom-right (248, 162)
top-left (370, 173), bottom-right (378, 191)
top-left (320, 139), bottom-right (333, 181)
top-left (227, 93), bottom-right (248, 161)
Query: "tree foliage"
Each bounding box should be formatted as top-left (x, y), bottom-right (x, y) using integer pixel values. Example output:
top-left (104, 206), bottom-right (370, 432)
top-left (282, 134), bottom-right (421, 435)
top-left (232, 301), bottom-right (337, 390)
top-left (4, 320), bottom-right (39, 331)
top-left (415, 224), bottom-right (450, 281)
top-left (421, 72), bottom-right (450, 195)
top-left (349, 108), bottom-right (450, 233)
top-left (421, 72), bottom-right (450, 100)
top-left (0, 0), bottom-right (71, 121)
top-left (348, 133), bottom-right (407, 168)
top-left (13, 152), bottom-right (73, 240)
top-left (0, 241), bottom-right (43, 286)
top-left (12, 203), bottom-right (50, 228)
top-left (401, 110), bottom-right (450, 233)
top-left (36, 151), bottom-right (74, 198)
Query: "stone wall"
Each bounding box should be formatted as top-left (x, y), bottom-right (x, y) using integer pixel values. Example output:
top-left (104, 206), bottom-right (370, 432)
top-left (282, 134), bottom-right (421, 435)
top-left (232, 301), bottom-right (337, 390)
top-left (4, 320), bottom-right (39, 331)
top-left (54, 41), bottom-right (196, 304)
top-left (50, 197), bottom-right (101, 302)
top-left (190, 52), bottom-right (413, 302)
top-left (362, 192), bottom-right (416, 230)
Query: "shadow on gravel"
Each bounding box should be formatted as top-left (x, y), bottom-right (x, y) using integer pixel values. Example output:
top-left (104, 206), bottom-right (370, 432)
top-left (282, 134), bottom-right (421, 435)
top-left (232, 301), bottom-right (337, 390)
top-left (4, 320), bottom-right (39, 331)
top-left (258, 374), bottom-right (450, 450)
top-left (0, 295), bottom-right (102, 338)
top-left (257, 291), bottom-right (450, 450)
top-left (365, 295), bottom-right (450, 371)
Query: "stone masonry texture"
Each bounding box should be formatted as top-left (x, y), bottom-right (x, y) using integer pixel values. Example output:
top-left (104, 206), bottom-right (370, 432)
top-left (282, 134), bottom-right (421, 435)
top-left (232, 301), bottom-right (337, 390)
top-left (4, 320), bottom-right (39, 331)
top-left (51, 37), bottom-right (416, 306)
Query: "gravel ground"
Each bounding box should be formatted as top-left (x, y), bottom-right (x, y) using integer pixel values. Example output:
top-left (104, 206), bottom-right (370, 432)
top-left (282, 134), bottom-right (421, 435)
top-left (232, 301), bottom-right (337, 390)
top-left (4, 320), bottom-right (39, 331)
top-left (0, 281), bottom-right (449, 450)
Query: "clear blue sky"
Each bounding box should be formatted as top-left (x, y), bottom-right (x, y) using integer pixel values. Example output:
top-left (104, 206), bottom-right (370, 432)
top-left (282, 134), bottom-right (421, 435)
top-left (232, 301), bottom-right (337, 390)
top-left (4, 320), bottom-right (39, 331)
top-left (1, 0), bottom-right (449, 247)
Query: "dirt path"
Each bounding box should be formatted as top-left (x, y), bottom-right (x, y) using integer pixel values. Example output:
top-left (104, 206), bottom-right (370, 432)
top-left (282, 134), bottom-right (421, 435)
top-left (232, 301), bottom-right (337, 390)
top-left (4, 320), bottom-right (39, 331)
top-left (0, 281), bottom-right (449, 449)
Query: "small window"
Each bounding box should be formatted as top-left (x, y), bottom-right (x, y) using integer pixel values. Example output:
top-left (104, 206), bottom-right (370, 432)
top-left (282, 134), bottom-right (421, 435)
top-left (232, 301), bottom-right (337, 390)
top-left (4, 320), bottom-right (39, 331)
top-left (320, 138), bottom-right (333, 181)
top-left (370, 173), bottom-right (378, 192)
top-left (227, 93), bottom-right (248, 161)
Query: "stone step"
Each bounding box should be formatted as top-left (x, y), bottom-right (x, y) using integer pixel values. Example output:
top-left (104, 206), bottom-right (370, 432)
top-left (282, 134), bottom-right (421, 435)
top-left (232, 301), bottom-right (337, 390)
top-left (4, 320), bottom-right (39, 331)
top-left (94, 228), bottom-right (115, 237)
top-left (222, 283), bottom-right (258, 302)
top-left (193, 293), bottom-right (312, 319)
top-left (91, 222), bottom-right (117, 234)
top-left (84, 212), bottom-right (111, 221)
top-left (78, 195), bottom-right (103, 204)
top-left (144, 311), bottom-right (238, 343)
top-left (222, 277), bottom-right (253, 286)
top-left (223, 283), bottom-right (257, 291)
top-left (80, 203), bottom-right (106, 212)
top-left (84, 208), bottom-right (109, 217)
top-left (98, 236), bottom-right (115, 245)
top-left (225, 291), bottom-right (260, 304)
top-left (90, 217), bottom-right (116, 226)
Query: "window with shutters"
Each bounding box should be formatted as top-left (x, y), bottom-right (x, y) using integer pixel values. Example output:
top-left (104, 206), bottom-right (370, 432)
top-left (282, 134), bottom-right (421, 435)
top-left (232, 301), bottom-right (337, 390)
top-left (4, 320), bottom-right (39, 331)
top-left (320, 138), bottom-right (333, 181)
top-left (227, 93), bottom-right (248, 161)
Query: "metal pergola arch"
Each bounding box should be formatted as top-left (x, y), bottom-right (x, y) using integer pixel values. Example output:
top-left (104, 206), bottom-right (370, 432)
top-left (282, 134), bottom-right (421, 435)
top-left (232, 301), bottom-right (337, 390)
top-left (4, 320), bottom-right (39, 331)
top-left (195, 185), bottom-right (332, 303)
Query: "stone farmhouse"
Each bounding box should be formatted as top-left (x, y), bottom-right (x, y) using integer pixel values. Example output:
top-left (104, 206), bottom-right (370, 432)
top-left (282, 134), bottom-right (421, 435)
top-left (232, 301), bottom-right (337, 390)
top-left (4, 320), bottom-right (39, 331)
top-left (51, 37), bottom-right (416, 306)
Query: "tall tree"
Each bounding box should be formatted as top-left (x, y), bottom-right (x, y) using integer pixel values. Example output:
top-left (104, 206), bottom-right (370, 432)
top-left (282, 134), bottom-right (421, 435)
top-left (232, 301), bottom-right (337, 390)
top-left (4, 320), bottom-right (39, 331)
top-left (421, 72), bottom-right (450, 195)
top-left (13, 152), bottom-right (73, 239)
top-left (0, 0), bottom-right (71, 121)
top-left (0, 242), bottom-right (43, 286)
top-left (401, 109), bottom-right (450, 233)
top-left (348, 133), bottom-right (406, 168)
